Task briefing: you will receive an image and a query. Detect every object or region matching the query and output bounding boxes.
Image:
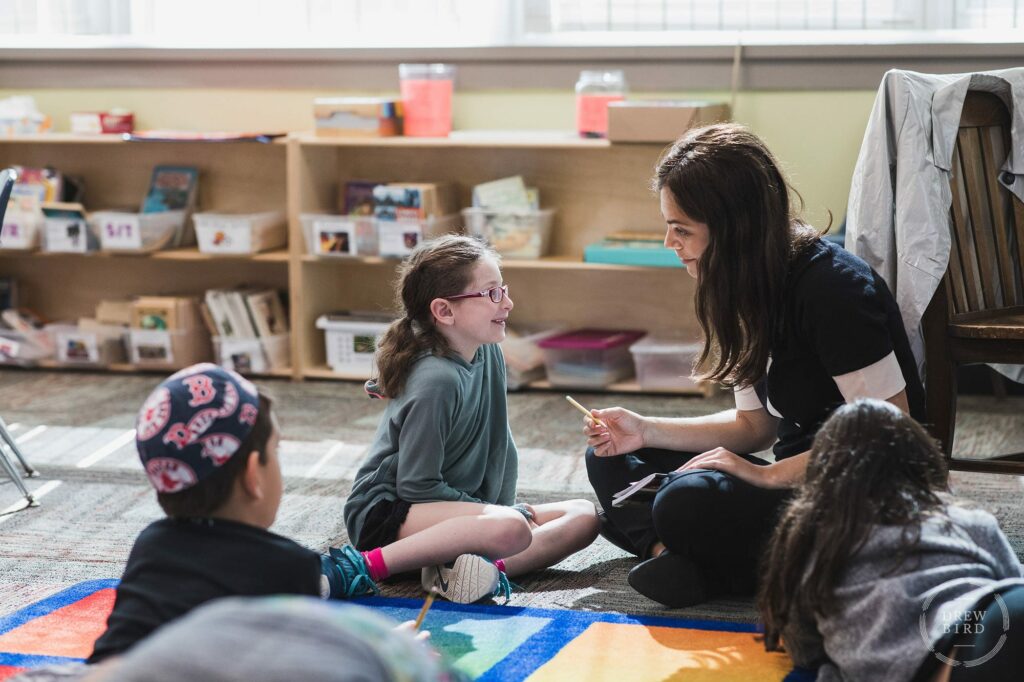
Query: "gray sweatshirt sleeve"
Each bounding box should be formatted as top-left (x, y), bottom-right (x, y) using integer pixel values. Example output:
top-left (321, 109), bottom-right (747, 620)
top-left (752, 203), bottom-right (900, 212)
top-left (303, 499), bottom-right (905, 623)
top-left (394, 372), bottom-right (484, 504)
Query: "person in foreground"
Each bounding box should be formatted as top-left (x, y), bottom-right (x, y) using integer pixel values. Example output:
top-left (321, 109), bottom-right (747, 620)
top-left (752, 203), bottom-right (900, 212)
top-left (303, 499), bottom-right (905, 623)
top-left (584, 123), bottom-right (926, 607)
top-left (88, 364), bottom-right (383, 664)
top-left (339, 235), bottom-right (599, 604)
top-left (760, 399), bottom-right (1024, 682)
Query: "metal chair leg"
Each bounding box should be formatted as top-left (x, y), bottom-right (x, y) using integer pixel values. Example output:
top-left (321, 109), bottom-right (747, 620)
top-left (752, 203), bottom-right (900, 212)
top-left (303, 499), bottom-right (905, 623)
top-left (0, 415), bottom-right (38, 477)
top-left (0, 416), bottom-right (39, 508)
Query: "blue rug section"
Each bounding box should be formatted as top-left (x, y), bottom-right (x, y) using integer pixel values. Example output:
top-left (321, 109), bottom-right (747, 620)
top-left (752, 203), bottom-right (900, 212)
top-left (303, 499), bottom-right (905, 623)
top-left (360, 596), bottom-right (764, 682)
top-left (0, 580), bottom-right (119, 636)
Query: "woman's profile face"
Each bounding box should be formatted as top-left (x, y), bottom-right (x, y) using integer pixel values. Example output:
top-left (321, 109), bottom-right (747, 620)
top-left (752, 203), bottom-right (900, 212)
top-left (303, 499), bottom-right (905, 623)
top-left (661, 188), bottom-right (710, 280)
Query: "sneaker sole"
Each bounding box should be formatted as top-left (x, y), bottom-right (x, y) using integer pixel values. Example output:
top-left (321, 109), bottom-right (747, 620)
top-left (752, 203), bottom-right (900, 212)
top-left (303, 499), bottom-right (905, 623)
top-left (424, 554), bottom-right (499, 604)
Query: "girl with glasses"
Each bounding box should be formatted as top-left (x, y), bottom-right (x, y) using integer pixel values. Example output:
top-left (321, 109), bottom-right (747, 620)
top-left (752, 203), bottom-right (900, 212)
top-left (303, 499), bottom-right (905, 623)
top-left (582, 123), bottom-right (926, 608)
top-left (337, 234), bottom-right (599, 604)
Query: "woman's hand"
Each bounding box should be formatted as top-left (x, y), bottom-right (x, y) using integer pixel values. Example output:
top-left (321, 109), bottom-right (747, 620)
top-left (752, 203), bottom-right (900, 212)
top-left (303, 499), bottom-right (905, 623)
top-left (585, 407), bottom-right (646, 457)
top-left (675, 447), bottom-right (776, 488)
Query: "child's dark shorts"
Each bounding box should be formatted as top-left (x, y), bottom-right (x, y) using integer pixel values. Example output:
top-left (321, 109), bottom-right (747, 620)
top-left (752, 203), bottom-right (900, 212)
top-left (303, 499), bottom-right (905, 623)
top-left (355, 498), bottom-right (412, 551)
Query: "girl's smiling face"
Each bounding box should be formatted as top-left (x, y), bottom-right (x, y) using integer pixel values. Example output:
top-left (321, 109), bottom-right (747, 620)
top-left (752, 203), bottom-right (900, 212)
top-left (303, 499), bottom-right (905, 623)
top-left (661, 188), bottom-right (710, 280)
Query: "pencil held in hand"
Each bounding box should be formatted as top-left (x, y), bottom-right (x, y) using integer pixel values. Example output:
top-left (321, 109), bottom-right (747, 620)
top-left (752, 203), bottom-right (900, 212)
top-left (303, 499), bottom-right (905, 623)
top-left (565, 395), bottom-right (604, 428)
top-left (414, 588), bottom-right (438, 630)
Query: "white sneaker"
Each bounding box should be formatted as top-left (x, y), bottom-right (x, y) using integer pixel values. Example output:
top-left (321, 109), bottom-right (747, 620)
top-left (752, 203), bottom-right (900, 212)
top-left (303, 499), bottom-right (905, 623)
top-left (421, 554), bottom-right (503, 604)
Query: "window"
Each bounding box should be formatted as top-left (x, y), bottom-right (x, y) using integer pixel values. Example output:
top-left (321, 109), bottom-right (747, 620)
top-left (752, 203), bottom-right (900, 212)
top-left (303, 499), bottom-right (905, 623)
top-left (2, 0), bottom-right (1020, 47)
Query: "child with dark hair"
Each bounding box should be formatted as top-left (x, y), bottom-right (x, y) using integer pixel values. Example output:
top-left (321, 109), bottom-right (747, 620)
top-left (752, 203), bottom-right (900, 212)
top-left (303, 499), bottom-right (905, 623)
top-left (759, 399), bottom-right (1024, 681)
top-left (336, 234), bottom-right (599, 604)
top-left (89, 364), bottom-right (377, 663)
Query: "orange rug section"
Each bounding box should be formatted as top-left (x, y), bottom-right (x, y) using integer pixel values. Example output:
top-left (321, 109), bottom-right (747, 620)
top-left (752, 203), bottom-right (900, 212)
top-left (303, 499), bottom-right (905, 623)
top-left (527, 621), bottom-right (793, 681)
top-left (0, 588), bottom-right (114, 659)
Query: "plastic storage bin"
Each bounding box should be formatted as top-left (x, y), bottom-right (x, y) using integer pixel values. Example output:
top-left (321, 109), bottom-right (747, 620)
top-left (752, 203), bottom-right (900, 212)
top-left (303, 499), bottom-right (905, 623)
top-left (377, 214), bottom-right (461, 258)
top-left (300, 213), bottom-right (378, 257)
top-left (629, 335), bottom-right (703, 392)
top-left (42, 213), bottom-right (99, 253)
top-left (93, 210), bottom-right (187, 252)
top-left (500, 325), bottom-right (564, 390)
top-left (537, 328), bottom-right (645, 389)
top-left (462, 208), bottom-right (555, 259)
top-left (129, 328), bottom-right (211, 369)
top-left (47, 323), bottom-right (127, 366)
top-left (0, 330), bottom-right (53, 365)
top-left (194, 211), bottom-right (286, 255)
top-left (315, 314), bottom-right (393, 376)
top-left (0, 209), bottom-right (43, 250)
top-left (214, 333), bottom-right (290, 375)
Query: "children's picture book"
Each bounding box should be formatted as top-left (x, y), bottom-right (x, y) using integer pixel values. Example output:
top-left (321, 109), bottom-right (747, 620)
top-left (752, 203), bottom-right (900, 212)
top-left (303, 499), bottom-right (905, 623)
top-left (343, 180), bottom-right (380, 216)
top-left (243, 289), bottom-right (288, 338)
top-left (141, 166), bottom-right (199, 214)
top-left (472, 176), bottom-right (532, 210)
top-left (611, 472), bottom-right (669, 508)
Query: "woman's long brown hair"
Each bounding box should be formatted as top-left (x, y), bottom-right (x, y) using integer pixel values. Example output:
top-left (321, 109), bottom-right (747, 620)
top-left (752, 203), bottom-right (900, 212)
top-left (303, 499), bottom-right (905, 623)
top-left (374, 234), bottom-right (498, 398)
top-left (758, 399), bottom-right (949, 652)
top-left (654, 123), bottom-right (820, 388)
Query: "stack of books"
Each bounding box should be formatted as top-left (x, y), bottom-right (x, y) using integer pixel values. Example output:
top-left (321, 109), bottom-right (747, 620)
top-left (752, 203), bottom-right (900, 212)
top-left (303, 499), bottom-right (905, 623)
top-left (584, 231), bottom-right (682, 268)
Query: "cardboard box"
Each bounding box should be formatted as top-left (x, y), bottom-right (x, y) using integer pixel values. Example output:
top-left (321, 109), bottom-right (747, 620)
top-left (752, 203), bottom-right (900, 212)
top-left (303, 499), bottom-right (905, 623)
top-left (314, 98), bottom-right (403, 138)
top-left (607, 101), bottom-right (731, 143)
top-left (130, 296), bottom-right (199, 331)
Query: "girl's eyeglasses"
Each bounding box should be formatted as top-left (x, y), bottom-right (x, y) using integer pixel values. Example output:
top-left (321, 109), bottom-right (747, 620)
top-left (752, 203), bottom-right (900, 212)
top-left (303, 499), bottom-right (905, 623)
top-left (446, 284), bottom-right (509, 303)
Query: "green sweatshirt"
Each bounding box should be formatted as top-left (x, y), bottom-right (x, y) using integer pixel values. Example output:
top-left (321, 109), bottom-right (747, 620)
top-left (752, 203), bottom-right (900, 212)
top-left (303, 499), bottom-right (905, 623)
top-left (343, 344), bottom-right (518, 548)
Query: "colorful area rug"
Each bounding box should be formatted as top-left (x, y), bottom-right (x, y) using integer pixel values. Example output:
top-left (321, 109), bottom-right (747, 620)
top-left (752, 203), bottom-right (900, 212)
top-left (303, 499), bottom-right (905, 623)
top-left (0, 581), bottom-right (810, 681)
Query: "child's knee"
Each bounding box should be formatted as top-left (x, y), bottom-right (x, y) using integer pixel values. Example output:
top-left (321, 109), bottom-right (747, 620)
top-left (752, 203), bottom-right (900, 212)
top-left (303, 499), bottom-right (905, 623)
top-left (484, 513), bottom-right (532, 557)
top-left (568, 499), bottom-right (600, 540)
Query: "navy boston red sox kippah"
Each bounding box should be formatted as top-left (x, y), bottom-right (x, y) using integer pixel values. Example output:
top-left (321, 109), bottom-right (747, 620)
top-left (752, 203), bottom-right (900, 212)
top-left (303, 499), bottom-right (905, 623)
top-left (136, 363), bottom-right (261, 494)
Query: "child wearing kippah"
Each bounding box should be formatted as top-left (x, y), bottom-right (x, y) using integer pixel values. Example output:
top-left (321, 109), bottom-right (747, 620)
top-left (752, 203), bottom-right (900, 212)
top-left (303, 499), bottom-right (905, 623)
top-left (89, 364), bottom-right (377, 663)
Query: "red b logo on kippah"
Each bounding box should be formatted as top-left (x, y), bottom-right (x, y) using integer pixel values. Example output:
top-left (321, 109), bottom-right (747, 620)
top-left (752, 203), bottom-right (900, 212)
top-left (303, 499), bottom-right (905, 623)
top-left (182, 375), bottom-right (216, 407)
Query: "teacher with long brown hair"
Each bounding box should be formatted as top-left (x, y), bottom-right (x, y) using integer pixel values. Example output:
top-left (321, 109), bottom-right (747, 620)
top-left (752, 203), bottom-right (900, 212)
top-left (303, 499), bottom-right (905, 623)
top-left (583, 123), bottom-right (925, 608)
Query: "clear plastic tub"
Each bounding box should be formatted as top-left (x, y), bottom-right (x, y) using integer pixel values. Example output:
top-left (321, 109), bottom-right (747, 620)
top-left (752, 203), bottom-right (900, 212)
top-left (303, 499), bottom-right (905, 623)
top-left (377, 214), bottom-right (461, 258)
top-left (0, 330), bottom-right (53, 365)
top-left (47, 323), bottom-right (127, 366)
top-left (194, 210), bottom-right (286, 254)
top-left (462, 208), bottom-right (555, 259)
top-left (629, 334), bottom-right (703, 392)
top-left (214, 333), bottom-right (290, 374)
top-left (300, 213), bottom-right (378, 257)
top-left (500, 325), bottom-right (564, 390)
top-left (93, 210), bottom-right (187, 253)
top-left (537, 328), bottom-right (645, 388)
top-left (1, 209), bottom-right (43, 251)
top-left (315, 314), bottom-right (393, 376)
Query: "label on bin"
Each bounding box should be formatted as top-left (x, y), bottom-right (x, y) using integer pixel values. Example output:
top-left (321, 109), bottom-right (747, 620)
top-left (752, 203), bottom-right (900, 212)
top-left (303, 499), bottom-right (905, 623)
top-left (198, 220), bottom-right (253, 254)
top-left (1, 215), bottom-right (36, 250)
top-left (0, 337), bottom-right (20, 359)
top-left (99, 214), bottom-right (143, 250)
top-left (378, 222), bottom-right (422, 258)
top-left (130, 330), bottom-right (174, 364)
top-left (44, 218), bottom-right (90, 253)
top-left (314, 220), bottom-right (357, 256)
top-left (56, 332), bottom-right (100, 364)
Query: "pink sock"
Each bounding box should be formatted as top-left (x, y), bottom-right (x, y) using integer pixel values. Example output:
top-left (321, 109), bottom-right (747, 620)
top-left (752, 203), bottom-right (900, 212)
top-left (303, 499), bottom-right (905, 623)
top-left (361, 548), bottom-right (390, 581)
top-left (494, 559), bottom-right (506, 573)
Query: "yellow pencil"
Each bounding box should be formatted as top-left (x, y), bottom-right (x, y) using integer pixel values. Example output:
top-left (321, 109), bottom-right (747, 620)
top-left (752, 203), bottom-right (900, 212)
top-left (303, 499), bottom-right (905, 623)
top-left (565, 395), bottom-right (605, 428)
top-left (414, 588), bottom-right (438, 630)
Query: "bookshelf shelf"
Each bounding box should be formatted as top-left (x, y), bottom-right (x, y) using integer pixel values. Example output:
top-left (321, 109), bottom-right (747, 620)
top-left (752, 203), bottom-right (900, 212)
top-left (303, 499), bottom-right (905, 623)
top-left (2, 131), bottom-right (705, 395)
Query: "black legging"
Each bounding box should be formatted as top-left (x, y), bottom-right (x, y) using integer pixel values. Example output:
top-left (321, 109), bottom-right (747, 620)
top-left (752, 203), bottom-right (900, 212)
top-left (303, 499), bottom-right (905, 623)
top-left (586, 446), bottom-right (792, 596)
top-left (912, 585), bottom-right (1024, 682)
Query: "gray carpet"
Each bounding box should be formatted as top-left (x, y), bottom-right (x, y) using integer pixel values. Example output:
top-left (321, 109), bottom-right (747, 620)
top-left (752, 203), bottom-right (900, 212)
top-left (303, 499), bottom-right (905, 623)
top-left (1, 369), bottom-right (1022, 625)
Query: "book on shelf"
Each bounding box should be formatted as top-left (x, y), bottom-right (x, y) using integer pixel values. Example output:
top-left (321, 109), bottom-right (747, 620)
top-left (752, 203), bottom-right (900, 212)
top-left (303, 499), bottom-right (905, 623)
top-left (611, 472), bottom-right (668, 508)
top-left (342, 180), bottom-right (381, 216)
top-left (242, 289), bottom-right (288, 338)
top-left (141, 165), bottom-right (199, 214)
top-left (0, 277), bottom-right (18, 310)
top-left (125, 130), bottom-right (286, 144)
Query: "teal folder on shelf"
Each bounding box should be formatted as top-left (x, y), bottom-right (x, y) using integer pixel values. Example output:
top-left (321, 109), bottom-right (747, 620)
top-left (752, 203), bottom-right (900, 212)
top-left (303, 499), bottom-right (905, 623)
top-left (583, 241), bottom-right (684, 268)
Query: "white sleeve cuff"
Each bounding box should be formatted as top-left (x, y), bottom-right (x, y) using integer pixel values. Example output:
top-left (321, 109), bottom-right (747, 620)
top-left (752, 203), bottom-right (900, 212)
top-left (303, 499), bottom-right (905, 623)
top-left (734, 384), bottom-right (763, 412)
top-left (832, 350), bottom-right (907, 403)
